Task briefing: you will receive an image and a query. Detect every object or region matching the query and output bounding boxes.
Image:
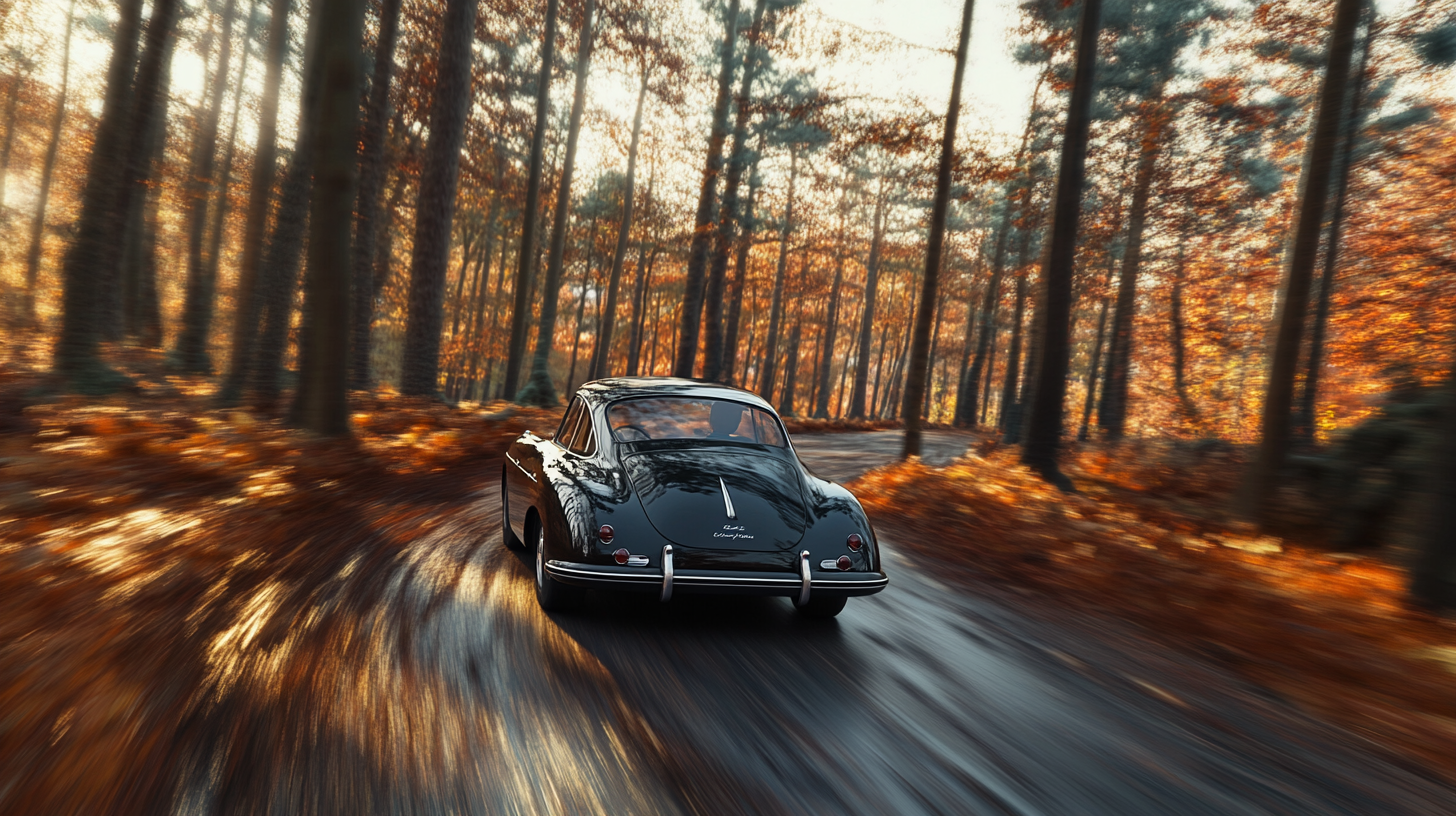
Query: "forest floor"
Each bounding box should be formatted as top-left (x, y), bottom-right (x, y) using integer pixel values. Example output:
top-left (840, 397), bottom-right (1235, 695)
top-left (852, 441), bottom-right (1456, 784)
top-left (0, 346), bottom-right (562, 810)
top-left (1, 345), bottom-right (1454, 807)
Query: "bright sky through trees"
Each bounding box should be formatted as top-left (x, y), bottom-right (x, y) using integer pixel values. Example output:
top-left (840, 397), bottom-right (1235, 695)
top-left (20, 0), bottom-right (1439, 191)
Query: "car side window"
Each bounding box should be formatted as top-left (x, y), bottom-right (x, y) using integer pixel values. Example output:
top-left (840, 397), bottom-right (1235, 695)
top-left (556, 398), bottom-right (583, 443)
top-left (754, 410), bottom-right (787, 447)
top-left (568, 410), bottom-right (597, 456)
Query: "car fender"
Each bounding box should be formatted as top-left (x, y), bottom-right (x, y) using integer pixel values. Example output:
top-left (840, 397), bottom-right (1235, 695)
top-left (800, 472), bottom-right (880, 573)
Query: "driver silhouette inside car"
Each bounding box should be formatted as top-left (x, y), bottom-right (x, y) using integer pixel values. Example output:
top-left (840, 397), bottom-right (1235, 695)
top-left (706, 401), bottom-right (746, 440)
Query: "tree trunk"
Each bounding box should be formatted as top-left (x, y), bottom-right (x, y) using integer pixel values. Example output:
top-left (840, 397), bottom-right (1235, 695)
top-left (835, 308), bottom-right (853, 417)
top-left (999, 265), bottom-right (1029, 434)
top-left (806, 304), bottom-right (822, 413)
top-left (21, 0), bottom-right (76, 325)
top-left (870, 270), bottom-right (897, 418)
top-left (198, 0), bottom-right (260, 354)
top-left (626, 220), bottom-right (658, 378)
top-left (449, 237), bottom-right (486, 398)
top-left (502, 0), bottom-right (560, 398)
top-left (106, 0), bottom-right (180, 344)
top-left (1021, 0), bottom-right (1101, 488)
top-left (1014, 282), bottom-right (1044, 443)
top-left (566, 217), bottom-right (598, 393)
top-left (648, 290), bottom-right (662, 374)
top-left (703, 0), bottom-right (768, 381)
top-left (1295, 10), bottom-right (1372, 443)
top-left (902, 0), bottom-right (975, 457)
top-left (519, 0), bottom-right (596, 406)
top-left (468, 200), bottom-right (506, 397)
top-left (673, 0), bottom-right (742, 377)
top-left (741, 297), bottom-right (759, 387)
top-left (216, 0), bottom-right (291, 402)
top-left (119, 11), bottom-right (179, 346)
top-left (924, 280), bottom-right (948, 421)
top-left (448, 223), bottom-right (480, 338)
top-left (288, 0), bottom-right (367, 434)
top-left (758, 146), bottom-right (797, 398)
top-left (465, 196), bottom-right (500, 342)
top-left (174, 0), bottom-right (240, 372)
top-left (346, 0), bottom-right (403, 388)
top-left (1240, 0), bottom-right (1362, 520)
top-left (778, 313), bottom-right (803, 416)
top-left (953, 278), bottom-right (979, 422)
top-left (0, 68), bottom-right (23, 216)
top-left (120, 30), bottom-right (175, 342)
top-left (957, 79), bottom-right (1042, 426)
top-left (135, 184), bottom-right (164, 347)
top-left (1078, 260), bottom-right (1114, 441)
top-left (1169, 241), bottom-right (1194, 418)
top-left (624, 250), bottom-right (648, 377)
top-left (51, 0), bottom-right (151, 388)
top-left (1410, 357), bottom-right (1456, 609)
top-left (849, 177), bottom-right (888, 418)
top-left (722, 142), bottom-right (762, 385)
top-left (252, 3), bottom-right (325, 408)
top-left (980, 311), bottom-right (997, 424)
top-left (591, 69), bottom-right (648, 381)
top-left (374, 162), bottom-right (406, 303)
top-left (813, 251), bottom-right (846, 418)
top-left (1098, 82), bottom-right (1168, 439)
top-left (667, 299), bottom-right (680, 373)
top-left (957, 216), bottom-right (1011, 428)
top-left (888, 272), bottom-right (919, 420)
top-left (399, 0), bottom-right (479, 396)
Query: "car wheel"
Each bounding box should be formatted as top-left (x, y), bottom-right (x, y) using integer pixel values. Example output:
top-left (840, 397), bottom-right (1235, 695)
top-left (534, 524), bottom-right (583, 612)
top-left (794, 595), bottom-right (847, 619)
top-left (500, 468), bottom-right (523, 551)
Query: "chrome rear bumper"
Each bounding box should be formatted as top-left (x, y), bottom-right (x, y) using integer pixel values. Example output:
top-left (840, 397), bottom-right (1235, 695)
top-left (543, 559), bottom-right (888, 599)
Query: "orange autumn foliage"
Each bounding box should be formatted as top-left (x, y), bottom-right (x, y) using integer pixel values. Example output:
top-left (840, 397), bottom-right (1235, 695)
top-left (852, 445), bottom-right (1456, 784)
top-left (0, 365), bottom-right (562, 814)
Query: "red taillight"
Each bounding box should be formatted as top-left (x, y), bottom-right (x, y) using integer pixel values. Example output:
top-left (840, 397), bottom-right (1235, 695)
top-left (613, 548), bottom-right (629, 565)
top-left (836, 555), bottom-right (851, 571)
top-left (846, 533), bottom-right (863, 551)
top-left (599, 524), bottom-right (615, 543)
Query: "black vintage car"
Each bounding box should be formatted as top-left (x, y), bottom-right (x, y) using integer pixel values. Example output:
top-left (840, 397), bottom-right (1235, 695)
top-left (501, 377), bottom-right (888, 618)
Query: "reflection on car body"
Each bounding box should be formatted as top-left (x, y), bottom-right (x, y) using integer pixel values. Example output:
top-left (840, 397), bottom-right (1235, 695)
top-left (501, 377), bottom-right (887, 618)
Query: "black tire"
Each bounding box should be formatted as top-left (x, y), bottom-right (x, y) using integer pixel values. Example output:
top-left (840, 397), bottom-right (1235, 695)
top-left (794, 595), bottom-right (847, 619)
top-left (501, 467), bottom-right (524, 551)
top-left (534, 524), bottom-right (584, 612)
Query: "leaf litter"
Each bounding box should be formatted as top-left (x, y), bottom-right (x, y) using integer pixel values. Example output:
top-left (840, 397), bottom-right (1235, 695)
top-left (850, 440), bottom-right (1456, 784)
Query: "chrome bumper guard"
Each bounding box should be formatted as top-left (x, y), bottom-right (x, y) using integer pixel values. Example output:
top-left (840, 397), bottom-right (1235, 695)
top-left (798, 550), bottom-right (811, 607)
top-left (544, 558), bottom-right (888, 600)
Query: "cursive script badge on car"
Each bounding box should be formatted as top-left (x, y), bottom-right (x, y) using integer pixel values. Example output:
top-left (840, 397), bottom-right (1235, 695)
top-left (501, 377), bottom-right (887, 618)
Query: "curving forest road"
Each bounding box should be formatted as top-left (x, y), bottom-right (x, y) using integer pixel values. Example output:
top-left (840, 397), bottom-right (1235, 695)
top-left (170, 430), bottom-right (1453, 815)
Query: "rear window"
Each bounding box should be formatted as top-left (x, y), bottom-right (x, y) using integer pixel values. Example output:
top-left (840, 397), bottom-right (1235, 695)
top-left (607, 397), bottom-right (787, 447)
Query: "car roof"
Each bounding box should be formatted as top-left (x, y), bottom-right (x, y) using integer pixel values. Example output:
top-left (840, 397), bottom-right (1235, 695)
top-left (575, 377), bottom-right (776, 414)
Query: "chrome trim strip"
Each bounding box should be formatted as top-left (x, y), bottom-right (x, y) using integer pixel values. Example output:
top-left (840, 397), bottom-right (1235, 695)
top-left (798, 550), bottom-right (811, 607)
top-left (544, 559), bottom-right (887, 591)
top-left (812, 577), bottom-right (889, 588)
top-left (719, 477), bottom-right (736, 519)
top-left (661, 544), bottom-right (674, 602)
top-left (545, 562), bottom-right (798, 586)
top-left (505, 452), bottom-right (536, 482)
top-left (674, 574), bottom-right (798, 586)
top-left (545, 562), bottom-right (659, 583)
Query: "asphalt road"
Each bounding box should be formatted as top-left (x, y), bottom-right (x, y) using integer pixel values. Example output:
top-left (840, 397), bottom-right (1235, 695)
top-left (172, 430), bottom-right (1453, 815)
